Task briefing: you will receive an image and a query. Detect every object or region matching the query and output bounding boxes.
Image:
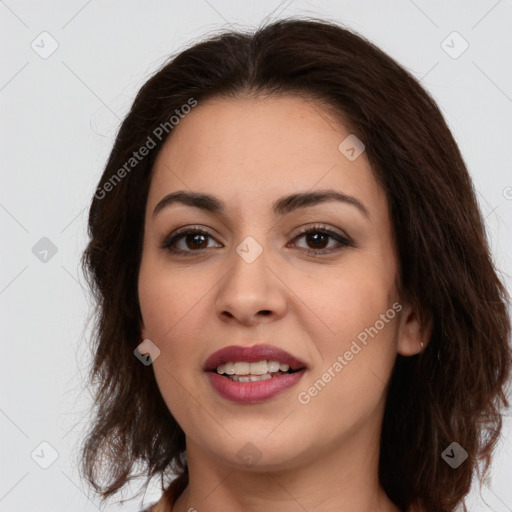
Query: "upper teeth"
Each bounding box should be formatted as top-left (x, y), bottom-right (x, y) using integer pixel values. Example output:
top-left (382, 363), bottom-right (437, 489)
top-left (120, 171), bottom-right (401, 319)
top-left (216, 360), bottom-right (290, 375)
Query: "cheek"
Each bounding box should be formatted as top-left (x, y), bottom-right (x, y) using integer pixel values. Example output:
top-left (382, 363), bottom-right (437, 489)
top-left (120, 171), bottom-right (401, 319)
top-left (296, 274), bottom-right (399, 434)
top-left (138, 253), bottom-right (202, 338)
top-left (292, 261), bottom-right (399, 412)
top-left (138, 256), bottom-right (215, 375)
top-left (138, 262), bottom-right (207, 423)
top-left (291, 261), bottom-right (397, 344)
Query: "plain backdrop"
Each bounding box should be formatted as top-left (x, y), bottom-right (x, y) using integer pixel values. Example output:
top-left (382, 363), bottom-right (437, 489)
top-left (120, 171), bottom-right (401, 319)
top-left (1, 1), bottom-right (511, 510)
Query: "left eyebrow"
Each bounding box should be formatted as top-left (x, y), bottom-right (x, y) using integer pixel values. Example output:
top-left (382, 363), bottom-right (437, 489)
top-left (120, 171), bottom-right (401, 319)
top-left (152, 189), bottom-right (370, 219)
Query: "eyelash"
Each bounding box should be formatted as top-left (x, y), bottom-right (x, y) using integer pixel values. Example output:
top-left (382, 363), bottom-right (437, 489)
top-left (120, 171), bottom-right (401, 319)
top-left (160, 224), bottom-right (353, 256)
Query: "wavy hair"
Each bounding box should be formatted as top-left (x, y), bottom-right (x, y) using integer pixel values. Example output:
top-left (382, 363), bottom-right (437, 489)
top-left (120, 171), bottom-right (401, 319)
top-left (79, 17), bottom-right (511, 512)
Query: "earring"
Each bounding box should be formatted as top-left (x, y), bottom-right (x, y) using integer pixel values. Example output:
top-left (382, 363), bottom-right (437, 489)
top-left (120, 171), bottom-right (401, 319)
top-left (420, 342), bottom-right (424, 349)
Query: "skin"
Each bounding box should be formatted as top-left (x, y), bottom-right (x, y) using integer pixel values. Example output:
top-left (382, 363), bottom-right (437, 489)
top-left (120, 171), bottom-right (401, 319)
top-left (138, 95), bottom-right (431, 512)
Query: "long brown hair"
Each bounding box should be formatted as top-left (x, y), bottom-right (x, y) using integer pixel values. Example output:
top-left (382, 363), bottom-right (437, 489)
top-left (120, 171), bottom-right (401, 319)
top-left (79, 17), bottom-right (511, 511)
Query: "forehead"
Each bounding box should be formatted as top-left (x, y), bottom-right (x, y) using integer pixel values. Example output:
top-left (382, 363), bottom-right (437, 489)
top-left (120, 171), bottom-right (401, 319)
top-left (148, 95), bottom-right (386, 218)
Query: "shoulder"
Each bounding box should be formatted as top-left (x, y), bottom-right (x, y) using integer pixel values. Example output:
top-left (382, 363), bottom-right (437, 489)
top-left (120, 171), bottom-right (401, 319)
top-left (138, 505), bottom-right (156, 512)
top-left (139, 493), bottom-right (173, 512)
top-left (139, 473), bottom-right (187, 512)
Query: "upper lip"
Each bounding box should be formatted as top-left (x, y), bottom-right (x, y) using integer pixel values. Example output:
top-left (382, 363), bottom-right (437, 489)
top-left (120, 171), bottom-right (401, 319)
top-left (203, 344), bottom-right (307, 372)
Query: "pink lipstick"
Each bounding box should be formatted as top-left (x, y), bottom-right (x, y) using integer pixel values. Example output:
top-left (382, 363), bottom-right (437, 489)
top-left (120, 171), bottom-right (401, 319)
top-left (204, 344), bottom-right (307, 404)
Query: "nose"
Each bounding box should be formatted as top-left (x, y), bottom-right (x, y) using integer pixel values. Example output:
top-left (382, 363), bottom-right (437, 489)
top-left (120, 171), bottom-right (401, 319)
top-left (215, 247), bottom-right (287, 326)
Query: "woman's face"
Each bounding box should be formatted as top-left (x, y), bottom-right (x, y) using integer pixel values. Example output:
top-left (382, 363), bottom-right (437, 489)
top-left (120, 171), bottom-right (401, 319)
top-left (138, 94), bottom-right (422, 472)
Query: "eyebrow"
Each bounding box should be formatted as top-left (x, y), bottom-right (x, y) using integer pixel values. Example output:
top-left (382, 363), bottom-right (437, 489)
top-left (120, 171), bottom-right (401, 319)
top-left (152, 189), bottom-right (370, 219)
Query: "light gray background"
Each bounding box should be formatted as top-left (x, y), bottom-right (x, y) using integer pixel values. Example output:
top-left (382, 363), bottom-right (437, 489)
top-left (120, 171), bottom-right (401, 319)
top-left (1, 1), bottom-right (511, 511)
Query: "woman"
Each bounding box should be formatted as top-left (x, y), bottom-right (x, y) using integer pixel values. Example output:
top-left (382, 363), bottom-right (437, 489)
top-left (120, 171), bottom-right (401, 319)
top-left (79, 18), bottom-right (511, 512)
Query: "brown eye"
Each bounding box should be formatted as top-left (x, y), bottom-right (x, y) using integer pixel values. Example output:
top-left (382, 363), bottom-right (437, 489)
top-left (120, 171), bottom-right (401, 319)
top-left (291, 225), bottom-right (353, 255)
top-left (304, 231), bottom-right (329, 250)
top-left (183, 233), bottom-right (209, 250)
top-left (161, 228), bottom-right (221, 254)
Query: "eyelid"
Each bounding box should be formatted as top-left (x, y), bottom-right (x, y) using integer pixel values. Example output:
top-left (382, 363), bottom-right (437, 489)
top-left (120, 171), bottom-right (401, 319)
top-left (292, 223), bottom-right (350, 240)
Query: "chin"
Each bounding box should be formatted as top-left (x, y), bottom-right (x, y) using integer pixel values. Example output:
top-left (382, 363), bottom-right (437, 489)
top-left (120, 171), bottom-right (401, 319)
top-left (205, 431), bottom-right (309, 471)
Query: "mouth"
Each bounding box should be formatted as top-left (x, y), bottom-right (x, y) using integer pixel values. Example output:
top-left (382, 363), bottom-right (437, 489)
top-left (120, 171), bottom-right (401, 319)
top-left (203, 344), bottom-right (307, 403)
top-left (204, 343), bottom-right (307, 375)
top-left (213, 359), bottom-right (304, 382)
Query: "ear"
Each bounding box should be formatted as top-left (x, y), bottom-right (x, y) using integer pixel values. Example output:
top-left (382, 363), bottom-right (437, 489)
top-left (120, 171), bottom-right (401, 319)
top-left (139, 317), bottom-right (148, 341)
top-left (396, 302), bottom-right (432, 356)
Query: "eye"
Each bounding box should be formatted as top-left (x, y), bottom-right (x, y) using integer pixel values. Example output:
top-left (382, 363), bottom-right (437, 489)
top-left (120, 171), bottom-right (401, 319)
top-left (160, 226), bottom-right (221, 254)
top-left (160, 224), bottom-right (353, 256)
top-left (290, 224), bottom-right (353, 255)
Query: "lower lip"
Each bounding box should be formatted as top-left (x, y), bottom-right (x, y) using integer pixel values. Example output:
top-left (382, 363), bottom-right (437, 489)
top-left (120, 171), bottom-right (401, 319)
top-left (206, 370), bottom-right (306, 403)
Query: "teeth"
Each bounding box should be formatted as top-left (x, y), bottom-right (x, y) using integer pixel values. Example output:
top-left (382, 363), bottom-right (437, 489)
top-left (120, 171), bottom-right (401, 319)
top-left (267, 360), bottom-right (280, 372)
top-left (231, 374), bottom-right (272, 382)
top-left (250, 361), bottom-right (268, 375)
top-left (233, 362), bottom-right (250, 374)
top-left (216, 359), bottom-right (295, 376)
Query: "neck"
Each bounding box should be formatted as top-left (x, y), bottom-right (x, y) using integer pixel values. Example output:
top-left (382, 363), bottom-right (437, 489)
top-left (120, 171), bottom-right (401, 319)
top-left (172, 418), bottom-right (401, 512)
